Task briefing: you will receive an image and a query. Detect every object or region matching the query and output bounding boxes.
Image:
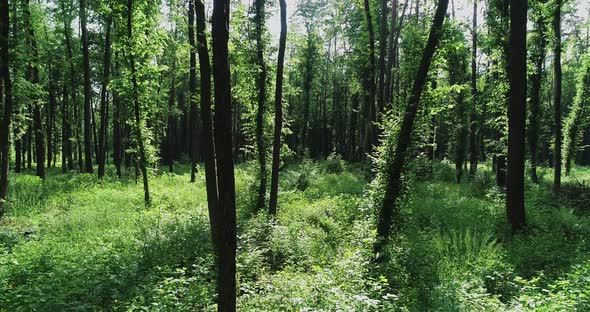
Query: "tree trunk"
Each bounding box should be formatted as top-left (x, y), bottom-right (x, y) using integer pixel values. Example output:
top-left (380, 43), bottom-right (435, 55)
top-left (506, 0), bottom-right (527, 231)
top-left (254, 0), bottom-right (267, 210)
top-left (62, 83), bottom-right (71, 173)
top-left (528, 4), bottom-right (547, 184)
top-left (81, 0), bottom-right (93, 173)
top-left (468, 0), bottom-right (478, 178)
top-left (195, 0), bottom-right (218, 244)
top-left (269, 0), bottom-right (287, 216)
top-left (374, 0), bottom-right (448, 254)
top-left (25, 0), bottom-right (45, 179)
top-left (98, 16), bottom-right (112, 179)
top-left (189, 0), bottom-right (199, 182)
top-left (113, 55), bottom-right (122, 178)
top-left (552, 0), bottom-right (562, 194)
top-left (212, 0), bottom-right (237, 310)
top-left (363, 0), bottom-right (377, 152)
top-left (127, 0), bottom-right (150, 205)
top-left (376, 0), bottom-right (388, 117)
top-left (0, 0), bottom-right (13, 209)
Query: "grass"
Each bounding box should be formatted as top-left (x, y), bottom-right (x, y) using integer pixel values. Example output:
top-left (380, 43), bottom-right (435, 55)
top-left (0, 160), bottom-right (589, 311)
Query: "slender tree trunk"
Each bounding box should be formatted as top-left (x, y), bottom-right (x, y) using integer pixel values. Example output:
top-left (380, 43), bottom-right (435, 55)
top-left (98, 16), bottom-right (112, 179)
top-left (384, 0), bottom-right (408, 109)
top-left (0, 0), bottom-right (13, 210)
top-left (254, 0), bottom-right (267, 210)
top-left (376, 0), bottom-right (388, 117)
top-left (62, 83), bottom-right (70, 173)
top-left (269, 0), bottom-right (287, 216)
top-left (127, 0), bottom-right (150, 205)
top-left (25, 0), bottom-right (45, 179)
top-left (468, 0), bottom-right (478, 178)
top-left (81, 0), bottom-right (93, 173)
top-left (553, 0), bottom-right (562, 194)
top-left (113, 55), bottom-right (122, 178)
top-left (195, 0), bottom-right (218, 245)
top-left (374, 0), bottom-right (448, 254)
top-left (506, 0), bottom-right (527, 231)
top-left (528, 6), bottom-right (547, 184)
top-left (212, 0), bottom-right (237, 309)
top-left (363, 0), bottom-right (377, 152)
top-left (98, 15), bottom-right (112, 179)
top-left (189, 0), bottom-right (199, 182)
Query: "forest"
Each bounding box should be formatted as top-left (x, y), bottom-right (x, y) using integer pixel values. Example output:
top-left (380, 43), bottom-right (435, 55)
top-left (0, 0), bottom-right (590, 310)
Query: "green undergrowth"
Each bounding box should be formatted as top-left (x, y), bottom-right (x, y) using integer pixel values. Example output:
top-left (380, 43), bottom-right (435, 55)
top-left (0, 161), bottom-right (589, 311)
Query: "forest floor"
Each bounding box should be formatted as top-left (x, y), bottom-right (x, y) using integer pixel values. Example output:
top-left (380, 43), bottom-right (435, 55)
top-left (0, 160), bottom-right (589, 311)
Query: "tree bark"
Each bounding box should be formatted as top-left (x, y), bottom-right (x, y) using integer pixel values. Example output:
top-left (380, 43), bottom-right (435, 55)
top-left (113, 55), bottom-right (122, 177)
top-left (98, 16), bottom-right (112, 179)
top-left (0, 0), bottom-right (13, 209)
top-left (506, 0), bottom-right (527, 231)
top-left (269, 0), bottom-right (287, 216)
top-left (377, 0), bottom-right (388, 117)
top-left (212, 0), bottom-right (237, 310)
top-left (254, 0), bottom-right (267, 210)
top-left (374, 0), bottom-right (448, 254)
top-left (196, 0), bottom-right (218, 245)
top-left (25, 0), bottom-right (45, 179)
top-left (528, 3), bottom-right (547, 184)
top-left (189, 0), bottom-right (200, 182)
top-left (468, 0), bottom-right (478, 178)
top-left (363, 0), bottom-right (377, 152)
top-left (552, 0), bottom-right (562, 194)
top-left (81, 0), bottom-right (94, 173)
top-left (127, 0), bottom-right (150, 205)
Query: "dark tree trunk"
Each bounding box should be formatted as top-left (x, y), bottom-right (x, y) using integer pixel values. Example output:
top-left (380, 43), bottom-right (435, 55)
top-left (468, 0), bottom-right (478, 178)
top-left (62, 83), bottom-right (72, 172)
top-left (196, 0), bottom-right (218, 243)
top-left (46, 66), bottom-right (56, 169)
top-left (25, 0), bottom-right (45, 179)
top-left (127, 0), bottom-right (150, 205)
top-left (506, 0), bottom-right (527, 231)
top-left (0, 0), bottom-right (13, 208)
top-left (363, 0), bottom-right (377, 152)
top-left (188, 0), bottom-right (199, 182)
top-left (212, 0), bottom-right (237, 310)
top-left (254, 0), bottom-right (267, 210)
top-left (269, 0), bottom-right (287, 216)
top-left (166, 67), bottom-right (176, 173)
top-left (113, 56), bottom-right (122, 178)
top-left (98, 16), bottom-right (112, 179)
top-left (374, 0), bottom-right (448, 254)
top-left (384, 0), bottom-right (408, 109)
top-left (552, 0), bottom-right (562, 194)
top-left (81, 0), bottom-right (93, 173)
top-left (376, 0), bottom-right (388, 117)
top-left (528, 5), bottom-right (547, 184)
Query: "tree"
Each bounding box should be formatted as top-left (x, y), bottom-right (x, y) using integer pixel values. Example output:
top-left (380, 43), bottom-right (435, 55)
top-left (469, 0), bottom-right (478, 177)
top-left (98, 15), bottom-right (113, 179)
top-left (195, 0), bottom-right (218, 242)
top-left (188, 0), bottom-right (199, 183)
top-left (212, 0), bottom-right (237, 309)
top-left (552, 0), bottom-right (562, 194)
top-left (127, 0), bottom-right (150, 205)
top-left (0, 0), bottom-right (13, 212)
top-left (528, 0), bottom-right (548, 184)
top-left (563, 59), bottom-right (590, 175)
top-left (24, 0), bottom-right (45, 180)
top-left (254, 0), bottom-right (267, 210)
top-left (363, 0), bottom-right (377, 152)
top-left (81, 0), bottom-right (93, 173)
top-left (374, 0), bottom-right (448, 254)
top-left (506, 0), bottom-right (527, 231)
top-left (377, 0), bottom-right (389, 117)
top-left (269, 0), bottom-right (287, 216)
